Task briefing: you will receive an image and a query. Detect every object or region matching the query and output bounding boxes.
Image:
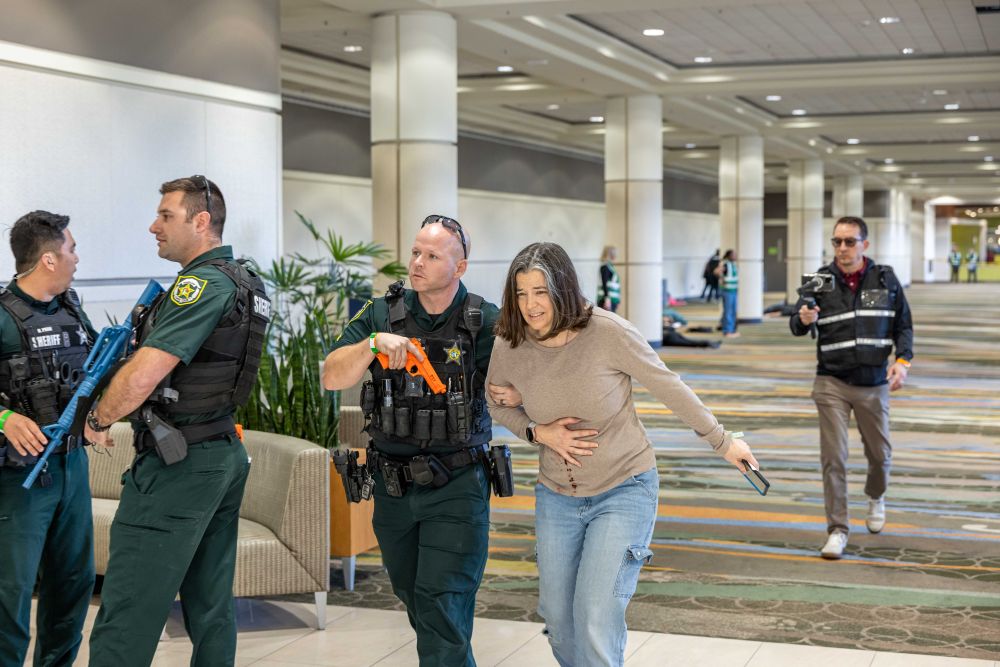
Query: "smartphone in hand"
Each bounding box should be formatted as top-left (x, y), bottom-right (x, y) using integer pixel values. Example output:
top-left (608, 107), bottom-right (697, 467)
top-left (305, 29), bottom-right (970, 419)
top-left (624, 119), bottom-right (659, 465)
top-left (741, 459), bottom-right (770, 496)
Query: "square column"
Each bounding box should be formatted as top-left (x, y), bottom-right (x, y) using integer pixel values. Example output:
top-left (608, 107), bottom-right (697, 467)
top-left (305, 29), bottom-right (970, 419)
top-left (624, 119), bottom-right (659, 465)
top-left (604, 95), bottom-right (663, 342)
top-left (786, 159), bottom-right (824, 302)
top-left (719, 136), bottom-right (764, 321)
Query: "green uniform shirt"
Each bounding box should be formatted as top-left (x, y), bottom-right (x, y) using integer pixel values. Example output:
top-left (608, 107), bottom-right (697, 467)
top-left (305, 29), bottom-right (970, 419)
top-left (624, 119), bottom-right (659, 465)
top-left (141, 245), bottom-right (238, 427)
top-left (331, 282), bottom-right (499, 376)
top-left (0, 281), bottom-right (98, 412)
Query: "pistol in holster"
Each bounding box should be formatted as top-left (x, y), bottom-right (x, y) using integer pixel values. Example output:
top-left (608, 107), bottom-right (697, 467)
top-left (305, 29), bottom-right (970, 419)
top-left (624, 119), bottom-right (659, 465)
top-left (331, 448), bottom-right (374, 503)
top-left (139, 405), bottom-right (188, 466)
top-left (487, 444), bottom-right (514, 497)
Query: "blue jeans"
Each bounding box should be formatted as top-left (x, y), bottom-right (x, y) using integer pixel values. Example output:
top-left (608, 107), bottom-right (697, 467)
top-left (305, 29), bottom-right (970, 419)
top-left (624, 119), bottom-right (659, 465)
top-left (535, 468), bottom-right (658, 667)
top-left (721, 290), bottom-right (737, 333)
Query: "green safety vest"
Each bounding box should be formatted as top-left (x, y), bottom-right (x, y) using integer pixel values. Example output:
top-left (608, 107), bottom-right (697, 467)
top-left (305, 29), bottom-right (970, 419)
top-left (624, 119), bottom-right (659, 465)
top-left (597, 262), bottom-right (621, 305)
top-left (949, 251), bottom-right (962, 267)
top-left (722, 260), bottom-right (738, 291)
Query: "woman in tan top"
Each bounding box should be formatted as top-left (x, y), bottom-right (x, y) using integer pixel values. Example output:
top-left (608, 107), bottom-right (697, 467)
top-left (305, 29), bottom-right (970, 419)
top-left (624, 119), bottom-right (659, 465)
top-left (486, 242), bottom-right (757, 667)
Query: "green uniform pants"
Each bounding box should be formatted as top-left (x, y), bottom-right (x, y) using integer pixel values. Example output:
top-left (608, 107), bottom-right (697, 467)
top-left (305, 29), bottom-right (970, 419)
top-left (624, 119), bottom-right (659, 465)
top-left (88, 436), bottom-right (250, 667)
top-left (372, 460), bottom-right (491, 667)
top-left (0, 447), bottom-right (95, 667)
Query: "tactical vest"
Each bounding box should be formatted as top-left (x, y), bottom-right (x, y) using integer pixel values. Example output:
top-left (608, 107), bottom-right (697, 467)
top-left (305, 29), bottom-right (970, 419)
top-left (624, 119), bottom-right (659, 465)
top-left (813, 264), bottom-right (899, 373)
top-left (0, 288), bottom-right (92, 461)
top-left (136, 258), bottom-right (270, 417)
top-left (363, 285), bottom-right (491, 450)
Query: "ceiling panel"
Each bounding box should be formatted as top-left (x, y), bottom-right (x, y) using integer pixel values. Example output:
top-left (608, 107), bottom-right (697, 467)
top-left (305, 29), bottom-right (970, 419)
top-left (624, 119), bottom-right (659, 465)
top-left (744, 88), bottom-right (1000, 115)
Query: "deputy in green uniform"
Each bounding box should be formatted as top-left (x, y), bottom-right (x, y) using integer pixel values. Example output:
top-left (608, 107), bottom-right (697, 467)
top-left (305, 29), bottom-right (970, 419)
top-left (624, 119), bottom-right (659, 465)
top-left (323, 215), bottom-right (499, 667)
top-left (86, 176), bottom-right (270, 667)
top-left (0, 211), bottom-right (96, 667)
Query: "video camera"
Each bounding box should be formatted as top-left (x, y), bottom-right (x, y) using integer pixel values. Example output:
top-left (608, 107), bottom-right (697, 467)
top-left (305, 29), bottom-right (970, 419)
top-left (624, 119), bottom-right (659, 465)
top-left (796, 273), bottom-right (835, 339)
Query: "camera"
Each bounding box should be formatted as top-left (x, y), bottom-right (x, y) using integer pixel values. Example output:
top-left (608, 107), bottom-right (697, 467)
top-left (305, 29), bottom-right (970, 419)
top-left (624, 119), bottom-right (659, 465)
top-left (797, 273), bottom-right (835, 338)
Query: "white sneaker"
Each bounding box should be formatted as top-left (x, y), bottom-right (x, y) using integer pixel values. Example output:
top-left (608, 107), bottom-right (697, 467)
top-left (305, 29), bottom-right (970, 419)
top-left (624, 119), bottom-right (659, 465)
top-left (821, 531), bottom-right (848, 560)
top-left (866, 496), bottom-right (886, 533)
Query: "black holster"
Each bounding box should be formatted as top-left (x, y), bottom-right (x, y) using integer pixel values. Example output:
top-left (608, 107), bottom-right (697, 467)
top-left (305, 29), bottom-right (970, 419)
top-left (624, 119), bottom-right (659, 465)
top-left (138, 406), bottom-right (188, 466)
top-left (487, 445), bottom-right (514, 497)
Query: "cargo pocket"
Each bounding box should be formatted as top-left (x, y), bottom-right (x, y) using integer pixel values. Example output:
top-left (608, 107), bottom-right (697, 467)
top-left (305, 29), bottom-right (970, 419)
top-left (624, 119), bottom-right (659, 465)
top-left (613, 545), bottom-right (653, 599)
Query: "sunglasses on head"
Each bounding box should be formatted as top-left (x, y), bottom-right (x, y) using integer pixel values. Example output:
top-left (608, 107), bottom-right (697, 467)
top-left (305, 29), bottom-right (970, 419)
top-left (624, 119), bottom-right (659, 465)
top-left (421, 214), bottom-right (467, 258)
top-left (192, 174), bottom-right (212, 221)
top-left (830, 237), bottom-right (862, 248)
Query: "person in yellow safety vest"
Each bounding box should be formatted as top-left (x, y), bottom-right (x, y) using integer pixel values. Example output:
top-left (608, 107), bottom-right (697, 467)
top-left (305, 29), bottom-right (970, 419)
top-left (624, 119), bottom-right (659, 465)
top-left (948, 246), bottom-right (962, 283)
top-left (597, 246), bottom-right (621, 313)
top-left (966, 248), bottom-right (979, 283)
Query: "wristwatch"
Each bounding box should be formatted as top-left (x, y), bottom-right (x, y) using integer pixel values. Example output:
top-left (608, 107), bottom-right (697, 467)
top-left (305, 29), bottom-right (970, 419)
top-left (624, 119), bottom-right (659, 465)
top-left (525, 420), bottom-right (538, 444)
top-left (86, 409), bottom-right (111, 432)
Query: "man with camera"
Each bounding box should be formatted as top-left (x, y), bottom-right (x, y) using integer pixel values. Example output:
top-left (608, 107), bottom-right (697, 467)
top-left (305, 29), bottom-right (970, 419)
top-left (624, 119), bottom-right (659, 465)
top-left (322, 215), bottom-right (501, 667)
top-left (791, 216), bottom-right (913, 560)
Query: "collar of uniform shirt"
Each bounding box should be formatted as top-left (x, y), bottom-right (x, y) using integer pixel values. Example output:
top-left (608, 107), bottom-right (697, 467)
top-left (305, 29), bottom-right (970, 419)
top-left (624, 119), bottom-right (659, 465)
top-left (839, 256), bottom-right (870, 293)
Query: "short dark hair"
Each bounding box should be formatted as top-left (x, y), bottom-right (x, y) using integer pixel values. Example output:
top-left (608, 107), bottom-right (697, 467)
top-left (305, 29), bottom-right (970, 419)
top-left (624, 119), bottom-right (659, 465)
top-left (160, 176), bottom-right (226, 236)
top-left (494, 242), bottom-right (592, 348)
top-left (10, 211), bottom-right (70, 274)
top-left (834, 216), bottom-right (868, 240)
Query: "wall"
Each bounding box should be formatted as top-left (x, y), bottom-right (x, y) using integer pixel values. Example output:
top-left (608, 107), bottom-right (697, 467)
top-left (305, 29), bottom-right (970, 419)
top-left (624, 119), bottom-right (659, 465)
top-left (0, 11), bottom-right (282, 326)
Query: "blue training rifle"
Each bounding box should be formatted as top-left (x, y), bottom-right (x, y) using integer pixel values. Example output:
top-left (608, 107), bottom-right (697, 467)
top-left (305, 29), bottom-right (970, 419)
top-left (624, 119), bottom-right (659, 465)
top-left (22, 279), bottom-right (164, 489)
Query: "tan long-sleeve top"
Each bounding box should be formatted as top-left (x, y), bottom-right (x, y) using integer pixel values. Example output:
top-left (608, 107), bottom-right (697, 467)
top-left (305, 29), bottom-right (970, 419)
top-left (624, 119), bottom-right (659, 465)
top-left (486, 308), bottom-right (733, 496)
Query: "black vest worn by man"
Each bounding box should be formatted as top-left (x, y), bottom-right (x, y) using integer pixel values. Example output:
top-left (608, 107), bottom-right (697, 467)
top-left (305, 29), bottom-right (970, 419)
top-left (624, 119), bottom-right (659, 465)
top-left (0, 288), bottom-right (92, 465)
top-left (810, 262), bottom-right (902, 384)
top-left (364, 283), bottom-right (492, 453)
top-left (135, 258), bottom-right (270, 442)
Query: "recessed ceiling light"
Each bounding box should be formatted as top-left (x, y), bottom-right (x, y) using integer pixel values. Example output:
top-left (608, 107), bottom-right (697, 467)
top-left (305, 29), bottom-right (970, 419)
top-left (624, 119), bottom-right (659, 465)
top-left (945, 103), bottom-right (960, 110)
top-left (808, 138), bottom-right (817, 146)
top-left (643, 28), bottom-right (665, 37)
top-left (986, 156), bottom-right (995, 162)
top-left (546, 104), bottom-right (560, 111)
top-left (932, 89), bottom-right (948, 95)
top-left (343, 45), bottom-right (363, 53)
top-left (901, 47), bottom-right (915, 55)
top-left (826, 147), bottom-right (834, 153)
top-left (884, 158), bottom-right (894, 164)
top-left (685, 143), bottom-right (697, 149)
top-left (765, 95), bottom-right (782, 101)
top-left (879, 16), bottom-right (901, 24)
top-left (791, 109), bottom-right (807, 116)
top-left (694, 56), bottom-right (713, 63)
top-left (968, 135), bottom-right (980, 142)
top-left (846, 138), bottom-right (860, 144)
top-left (589, 115), bottom-right (604, 123)
top-left (496, 65), bottom-right (514, 73)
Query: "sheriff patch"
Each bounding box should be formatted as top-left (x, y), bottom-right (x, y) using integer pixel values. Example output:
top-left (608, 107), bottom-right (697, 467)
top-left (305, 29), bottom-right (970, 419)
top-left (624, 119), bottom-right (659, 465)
top-left (443, 342), bottom-right (462, 364)
top-left (170, 276), bottom-right (208, 306)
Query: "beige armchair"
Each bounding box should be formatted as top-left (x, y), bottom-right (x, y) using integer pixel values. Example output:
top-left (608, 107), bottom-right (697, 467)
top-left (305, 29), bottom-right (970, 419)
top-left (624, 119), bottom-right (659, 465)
top-left (89, 423), bottom-right (331, 629)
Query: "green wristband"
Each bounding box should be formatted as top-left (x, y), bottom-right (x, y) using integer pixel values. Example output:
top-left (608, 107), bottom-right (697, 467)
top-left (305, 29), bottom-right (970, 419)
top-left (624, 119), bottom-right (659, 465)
top-left (0, 409), bottom-right (13, 432)
top-left (369, 332), bottom-right (379, 355)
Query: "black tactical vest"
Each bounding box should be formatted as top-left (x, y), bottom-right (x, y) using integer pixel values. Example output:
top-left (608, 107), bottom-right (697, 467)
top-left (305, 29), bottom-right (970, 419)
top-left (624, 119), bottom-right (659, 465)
top-left (364, 285), bottom-right (491, 450)
top-left (136, 258), bottom-right (270, 417)
top-left (813, 264), bottom-right (900, 372)
top-left (0, 288), bottom-right (92, 439)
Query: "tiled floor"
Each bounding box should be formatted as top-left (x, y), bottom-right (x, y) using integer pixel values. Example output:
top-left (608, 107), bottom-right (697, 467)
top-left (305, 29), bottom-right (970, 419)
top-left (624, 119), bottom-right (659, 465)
top-left (30, 599), bottom-right (998, 666)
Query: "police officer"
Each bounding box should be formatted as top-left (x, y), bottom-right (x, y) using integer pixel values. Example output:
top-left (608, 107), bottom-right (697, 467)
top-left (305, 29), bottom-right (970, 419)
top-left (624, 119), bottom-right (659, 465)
top-left (792, 216), bottom-right (913, 560)
top-left (85, 176), bottom-right (269, 666)
top-left (0, 211), bottom-right (96, 667)
top-left (323, 215), bottom-right (499, 667)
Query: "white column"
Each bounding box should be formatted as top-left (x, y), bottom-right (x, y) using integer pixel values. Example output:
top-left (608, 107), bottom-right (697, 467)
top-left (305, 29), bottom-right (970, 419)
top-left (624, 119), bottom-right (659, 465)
top-left (719, 136), bottom-right (764, 321)
top-left (890, 187), bottom-right (912, 284)
top-left (932, 207), bottom-right (951, 282)
top-left (786, 159), bottom-right (824, 302)
top-left (872, 189), bottom-right (893, 268)
top-left (830, 174), bottom-right (863, 264)
top-left (915, 201), bottom-right (936, 282)
top-left (605, 95), bottom-right (663, 342)
top-left (370, 11), bottom-right (457, 286)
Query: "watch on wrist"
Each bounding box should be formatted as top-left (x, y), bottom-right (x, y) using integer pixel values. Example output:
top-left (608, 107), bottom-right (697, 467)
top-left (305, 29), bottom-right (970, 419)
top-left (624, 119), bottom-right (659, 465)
top-left (525, 420), bottom-right (538, 444)
top-left (86, 409), bottom-right (111, 432)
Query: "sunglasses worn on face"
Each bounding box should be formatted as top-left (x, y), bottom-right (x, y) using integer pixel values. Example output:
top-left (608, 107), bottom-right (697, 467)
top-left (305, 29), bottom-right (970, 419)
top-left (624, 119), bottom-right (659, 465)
top-left (831, 237), bottom-right (862, 248)
top-left (421, 214), bottom-right (467, 258)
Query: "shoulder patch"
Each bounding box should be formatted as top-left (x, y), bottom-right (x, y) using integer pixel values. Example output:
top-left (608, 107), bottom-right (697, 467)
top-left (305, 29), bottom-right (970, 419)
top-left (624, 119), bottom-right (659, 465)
top-left (170, 275), bottom-right (208, 306)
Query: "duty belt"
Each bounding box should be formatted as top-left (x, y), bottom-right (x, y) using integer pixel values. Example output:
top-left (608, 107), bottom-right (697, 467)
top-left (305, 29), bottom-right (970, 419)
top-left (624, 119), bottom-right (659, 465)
top-left (367, 444), bottom-right (489, 497)
top-left (0, 436), bottom-right (81, 468)
top-left (134, 415), bottom-right (237, 453)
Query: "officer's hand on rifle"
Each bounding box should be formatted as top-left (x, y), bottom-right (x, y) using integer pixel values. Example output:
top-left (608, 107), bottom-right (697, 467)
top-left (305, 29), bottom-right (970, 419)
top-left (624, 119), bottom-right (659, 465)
top-left (798, 303), bottom-right (820, 326)
top-left (3, 412), bottom-right (48, 457)
top-left (534, 417), bottom-right (599, 468)
top-left (487, 383), bottom-right (522, 408)
top-left (374, 333), bottom-right (423, 369)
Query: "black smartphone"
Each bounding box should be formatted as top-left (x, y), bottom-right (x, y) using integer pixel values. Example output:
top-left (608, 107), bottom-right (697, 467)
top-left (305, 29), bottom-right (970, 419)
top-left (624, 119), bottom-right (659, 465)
top-left (741, 460), bottom-right (770, 496)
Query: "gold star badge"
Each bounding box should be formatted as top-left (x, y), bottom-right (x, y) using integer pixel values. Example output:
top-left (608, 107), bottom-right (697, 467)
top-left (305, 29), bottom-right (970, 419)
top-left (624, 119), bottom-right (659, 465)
top-left (443, 342), bottom-right (462, 364)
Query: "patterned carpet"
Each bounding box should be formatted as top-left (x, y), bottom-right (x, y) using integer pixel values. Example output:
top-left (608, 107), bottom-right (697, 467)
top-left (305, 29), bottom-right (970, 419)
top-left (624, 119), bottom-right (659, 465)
top-left (325, 282), bottom-right (1000, 661)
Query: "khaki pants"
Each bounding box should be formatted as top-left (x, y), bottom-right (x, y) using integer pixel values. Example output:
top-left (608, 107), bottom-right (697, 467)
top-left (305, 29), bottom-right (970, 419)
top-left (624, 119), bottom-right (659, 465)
top-left (811, 375), bottom-right (892, 534)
